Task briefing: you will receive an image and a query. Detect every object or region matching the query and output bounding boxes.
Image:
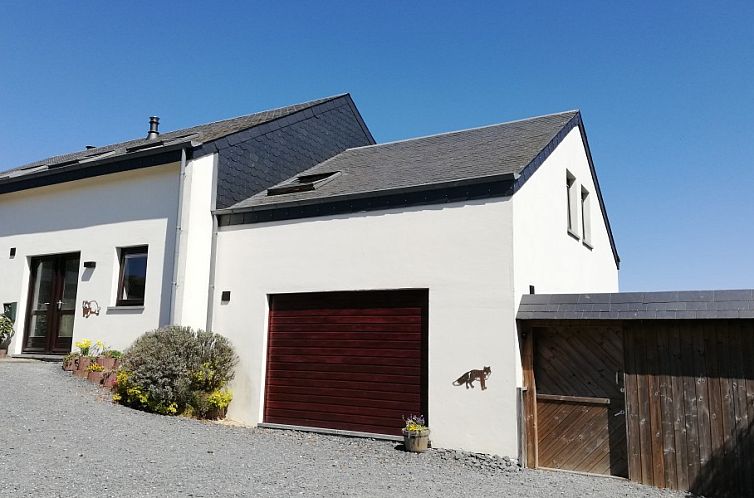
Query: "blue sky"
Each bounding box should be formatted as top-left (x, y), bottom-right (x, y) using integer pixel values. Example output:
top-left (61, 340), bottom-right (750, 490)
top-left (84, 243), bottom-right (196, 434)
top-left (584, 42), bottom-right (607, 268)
top-left (1, 1), bottom-right (752, 291)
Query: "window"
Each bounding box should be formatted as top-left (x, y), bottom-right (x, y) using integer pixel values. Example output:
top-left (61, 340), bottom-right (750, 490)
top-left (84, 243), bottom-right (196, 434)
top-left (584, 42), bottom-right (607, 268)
top-left (267, 171), bottom-right (340, 196)
top-left (566, 171), bottom-right (579, 237)
top-left (581, 187), bottom-right (592, 247)
top-left (117, 246), bottom-right (148, 306)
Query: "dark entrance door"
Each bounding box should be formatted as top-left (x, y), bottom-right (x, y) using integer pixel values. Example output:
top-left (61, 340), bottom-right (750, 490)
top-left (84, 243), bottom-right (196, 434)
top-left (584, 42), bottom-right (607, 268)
top-left (23, 253), bottom-right (80, 354)
top-left (533, 324), bottom-right (628, 477)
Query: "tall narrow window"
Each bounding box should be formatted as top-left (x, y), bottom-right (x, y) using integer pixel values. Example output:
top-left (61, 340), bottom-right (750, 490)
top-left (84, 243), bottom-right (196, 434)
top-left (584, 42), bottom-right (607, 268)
top-left (117, 246), bottom-right (148, 306)
top-left (566, 172), bottom-right (579, 237)
top-left (581, 187), bottom-right (592, 247)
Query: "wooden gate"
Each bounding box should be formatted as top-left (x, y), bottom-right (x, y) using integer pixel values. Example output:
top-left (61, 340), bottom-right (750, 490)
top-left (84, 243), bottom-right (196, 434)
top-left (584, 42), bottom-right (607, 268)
top-left (523, 324), bottom-right (628, 477)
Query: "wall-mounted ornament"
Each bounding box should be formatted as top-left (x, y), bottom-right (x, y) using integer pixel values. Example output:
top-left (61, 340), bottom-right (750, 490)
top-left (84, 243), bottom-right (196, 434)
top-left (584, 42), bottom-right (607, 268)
top-left (82, 300), bottom-right (101, 318)
top-left (452, 366), bottom-right (492, 390)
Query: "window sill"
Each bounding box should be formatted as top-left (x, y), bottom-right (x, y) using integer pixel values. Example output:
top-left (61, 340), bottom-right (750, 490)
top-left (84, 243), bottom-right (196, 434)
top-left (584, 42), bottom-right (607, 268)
top-left (106, 305), bottom-right (145, 314)
top-left (583, 240), bottom-right (594, 250)
top-left (567, 228), bottom-right (581, 241)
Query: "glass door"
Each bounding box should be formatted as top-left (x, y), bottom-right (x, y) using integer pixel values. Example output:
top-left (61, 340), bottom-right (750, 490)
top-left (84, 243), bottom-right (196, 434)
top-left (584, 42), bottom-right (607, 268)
top-left (23, 253), bottom-right (80, 354)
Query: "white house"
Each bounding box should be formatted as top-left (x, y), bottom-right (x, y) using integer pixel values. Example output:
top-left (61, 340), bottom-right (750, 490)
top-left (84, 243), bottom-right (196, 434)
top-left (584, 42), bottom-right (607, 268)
top-left (0, 94), bottom-right (374, 354)
top-left (0, 97), bottom-right (619, 459)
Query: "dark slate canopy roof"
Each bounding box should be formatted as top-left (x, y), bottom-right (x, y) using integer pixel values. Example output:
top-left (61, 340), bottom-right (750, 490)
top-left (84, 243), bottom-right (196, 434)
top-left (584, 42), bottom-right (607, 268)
top-left (517, 290), bottom-right (754, 320)
top-left (228, 110), bottom-right (579, 210)
top-left (0, 95), bottom-right (343, 182)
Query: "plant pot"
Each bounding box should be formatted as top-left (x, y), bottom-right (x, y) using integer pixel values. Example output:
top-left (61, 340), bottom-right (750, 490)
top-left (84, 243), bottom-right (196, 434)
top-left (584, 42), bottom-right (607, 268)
top-left (63, 357), bottom-right (78, 371)
top-left (102, 370), bottom-right (118, 389)
top-left (87, 371), bottom-right (105, 384)
top-left (206, 406), bottom-right (227, 420)
top-left (97, 357), bottom-right (116, 370)
top-left (402, 428), bottom-right (430, 453)
top-left (0, 348), bottom-right (6, 359)
top-left (75, 357), bottom-right (92, 378)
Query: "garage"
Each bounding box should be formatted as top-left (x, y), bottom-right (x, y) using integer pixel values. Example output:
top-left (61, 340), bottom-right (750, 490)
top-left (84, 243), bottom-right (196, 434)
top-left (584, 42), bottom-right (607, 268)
top-left (264, 290), bottom-right (428, 436)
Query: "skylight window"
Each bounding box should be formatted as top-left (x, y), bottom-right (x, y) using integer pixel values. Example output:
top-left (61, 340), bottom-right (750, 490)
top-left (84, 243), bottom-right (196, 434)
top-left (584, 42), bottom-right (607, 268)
top-left (267, 171), bottom-right (340, 196)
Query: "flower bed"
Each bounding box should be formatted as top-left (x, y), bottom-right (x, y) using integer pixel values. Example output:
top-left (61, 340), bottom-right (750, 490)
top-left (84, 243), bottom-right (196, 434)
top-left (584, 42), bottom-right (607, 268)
top-left (62, 329), bottom-right (237, 422)
top-left (62, 339), bottom-right (122, 388)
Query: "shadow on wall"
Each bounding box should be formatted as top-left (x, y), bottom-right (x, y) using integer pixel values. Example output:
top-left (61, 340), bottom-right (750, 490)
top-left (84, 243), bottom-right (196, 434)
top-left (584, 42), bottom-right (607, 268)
top-left (689, 419), bottom-right (754, 498)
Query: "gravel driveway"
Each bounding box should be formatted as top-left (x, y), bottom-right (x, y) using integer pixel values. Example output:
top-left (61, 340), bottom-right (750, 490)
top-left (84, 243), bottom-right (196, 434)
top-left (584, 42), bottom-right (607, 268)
top-left (0, 360), bottom-right (687, 497)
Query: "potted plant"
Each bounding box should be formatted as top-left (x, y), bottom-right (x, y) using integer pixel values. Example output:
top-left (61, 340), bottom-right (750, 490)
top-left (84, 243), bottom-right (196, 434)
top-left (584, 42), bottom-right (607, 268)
top-left (62, 352), bottom-right (80, 371)
top-left (0, 315), bottom-right (14, 358)
top-left (206, 388), bottom-right (233, 420)
top-left (97, 349), bottom-right (122, 370)
top-left (86, 362), bottom-right (106, 384)
top-left (72, 339), bottom-right (94, 377)
top-left (402, 415), bottom-right (430, 453)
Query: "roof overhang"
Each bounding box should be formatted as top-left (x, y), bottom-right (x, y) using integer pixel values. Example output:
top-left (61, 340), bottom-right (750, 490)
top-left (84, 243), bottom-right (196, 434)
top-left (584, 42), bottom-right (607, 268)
top-left (0, 140), bottom-right (198, 195)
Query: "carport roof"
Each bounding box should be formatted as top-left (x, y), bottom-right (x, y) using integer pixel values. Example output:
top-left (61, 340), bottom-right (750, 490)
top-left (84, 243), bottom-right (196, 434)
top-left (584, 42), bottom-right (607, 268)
top-left (517, 290), bottom-right (754, 320)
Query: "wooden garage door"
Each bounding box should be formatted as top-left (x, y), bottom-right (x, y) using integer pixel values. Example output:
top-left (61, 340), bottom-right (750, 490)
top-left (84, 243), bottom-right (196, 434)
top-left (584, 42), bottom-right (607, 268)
top-left (264, 290), bottom-right (428, 436)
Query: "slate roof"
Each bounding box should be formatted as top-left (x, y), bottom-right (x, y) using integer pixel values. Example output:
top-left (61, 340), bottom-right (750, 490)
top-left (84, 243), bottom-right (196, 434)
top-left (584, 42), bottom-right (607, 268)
top-left (517, 290), bottom-right (754, 320)
top-left (0, 95), bottom-right (342, 180)
top-left (226, 110), bottom-right (580, 210)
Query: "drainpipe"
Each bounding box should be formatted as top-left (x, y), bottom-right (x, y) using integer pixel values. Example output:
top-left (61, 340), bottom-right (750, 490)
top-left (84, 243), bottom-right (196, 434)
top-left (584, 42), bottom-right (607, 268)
top-left (205, 153), bottom-right (220, 332)
top-left (169, 148), bottom-right (188, 325)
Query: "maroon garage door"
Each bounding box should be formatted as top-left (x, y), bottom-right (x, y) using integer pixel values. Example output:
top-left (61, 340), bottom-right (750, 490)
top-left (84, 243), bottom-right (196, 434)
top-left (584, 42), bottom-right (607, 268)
top-left (264, 290), bottom-right (428, 436)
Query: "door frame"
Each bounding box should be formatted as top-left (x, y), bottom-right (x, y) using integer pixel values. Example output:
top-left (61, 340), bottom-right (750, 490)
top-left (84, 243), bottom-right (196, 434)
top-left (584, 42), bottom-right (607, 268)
top-left (520, 320), bottom-right (629, 474)
top-left (21, 252), bottom-right (81, 355)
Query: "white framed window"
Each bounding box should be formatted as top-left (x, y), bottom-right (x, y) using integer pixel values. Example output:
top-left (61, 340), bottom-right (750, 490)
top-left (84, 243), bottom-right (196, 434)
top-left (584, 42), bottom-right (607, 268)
top-left (566, 171), bottom-right (579, 238)
top-left (581, 187), bottom-right (592, 248)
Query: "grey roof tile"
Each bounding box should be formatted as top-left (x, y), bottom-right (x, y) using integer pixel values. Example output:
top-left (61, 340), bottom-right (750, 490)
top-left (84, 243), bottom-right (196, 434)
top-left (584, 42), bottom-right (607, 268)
top-left (0, 95), bottom-right (344, 180)
top-left (518, 289), bottom-right (754, 321)
top-left (228, 110), bottom-right (579, 210)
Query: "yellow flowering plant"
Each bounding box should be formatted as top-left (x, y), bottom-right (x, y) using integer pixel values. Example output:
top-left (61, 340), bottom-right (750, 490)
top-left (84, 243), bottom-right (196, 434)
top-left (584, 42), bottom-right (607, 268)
top-left (403, 414), bottom-right (428, 432)
top-left (74, 338), bottom-right (92, 356)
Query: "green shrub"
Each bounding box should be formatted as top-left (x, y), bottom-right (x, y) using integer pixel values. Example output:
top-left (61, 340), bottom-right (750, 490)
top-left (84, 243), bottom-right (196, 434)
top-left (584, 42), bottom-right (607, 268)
top-left (114, 326), bottom-right (237, 417)
top-left (0, 315), bottom-right (14, 346)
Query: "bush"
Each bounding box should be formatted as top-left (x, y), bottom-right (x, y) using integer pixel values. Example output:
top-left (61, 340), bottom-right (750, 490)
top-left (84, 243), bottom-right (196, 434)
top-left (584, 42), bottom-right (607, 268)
top-left (114, 326), bottom-right (237, 417)
top-left (0, 315), bottom-right (14, 347)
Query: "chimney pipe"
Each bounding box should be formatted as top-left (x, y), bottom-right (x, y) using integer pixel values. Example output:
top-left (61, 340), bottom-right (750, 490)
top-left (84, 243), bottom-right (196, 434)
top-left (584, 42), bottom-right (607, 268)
top-left (147, 116), bottom-right (160, 140)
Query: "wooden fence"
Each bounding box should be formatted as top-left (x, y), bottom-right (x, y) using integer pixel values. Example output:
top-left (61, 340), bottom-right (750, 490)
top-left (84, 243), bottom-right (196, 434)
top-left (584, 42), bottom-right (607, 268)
top-left (624, 319), bottom-right (754, 497)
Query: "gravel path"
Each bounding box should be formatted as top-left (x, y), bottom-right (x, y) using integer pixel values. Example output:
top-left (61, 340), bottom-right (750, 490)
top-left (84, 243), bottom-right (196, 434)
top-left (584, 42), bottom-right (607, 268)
top-left (0, 360), bottom-right (687, 497)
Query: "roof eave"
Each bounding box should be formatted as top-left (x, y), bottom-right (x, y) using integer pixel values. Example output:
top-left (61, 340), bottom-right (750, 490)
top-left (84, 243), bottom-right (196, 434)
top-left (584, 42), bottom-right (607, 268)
top-left (0, 140), bottom-right (195, 194)
top-left (214, 172), bottom-right (517, 216)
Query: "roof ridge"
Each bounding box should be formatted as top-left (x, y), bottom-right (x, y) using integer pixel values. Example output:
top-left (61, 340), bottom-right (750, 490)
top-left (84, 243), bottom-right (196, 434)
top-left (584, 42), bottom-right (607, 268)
top-left (346, 109), bottom-right (580, 152)
top-left (174, 93), bottom-right (348, 132)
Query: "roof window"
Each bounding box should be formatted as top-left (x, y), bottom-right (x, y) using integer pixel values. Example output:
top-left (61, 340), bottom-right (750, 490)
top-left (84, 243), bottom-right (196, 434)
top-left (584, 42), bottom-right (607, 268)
top-left (267, 171), bottom-right (340, 196)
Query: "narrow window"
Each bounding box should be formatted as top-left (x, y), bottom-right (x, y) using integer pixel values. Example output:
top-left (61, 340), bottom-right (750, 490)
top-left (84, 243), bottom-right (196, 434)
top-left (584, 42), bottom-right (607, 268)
top-left (117, 246), bottom-right (148, 306)
top-left (581, 187), bottom-right (592, 247)
top-left (566, 172), bottom-right (579, 237)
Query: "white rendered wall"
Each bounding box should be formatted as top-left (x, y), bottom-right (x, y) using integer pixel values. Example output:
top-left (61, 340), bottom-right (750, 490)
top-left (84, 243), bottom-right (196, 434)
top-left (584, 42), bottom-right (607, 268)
top-left (512, 126), bottom-right (619, 298)
top-left (211, 200), bottom-right (519, 456)
top-left (511, 126), bottom-right (620, 385)
top-left (172, 153), bottom-right (216, 329)
top-left (0, 163), bottom-right (180, 353)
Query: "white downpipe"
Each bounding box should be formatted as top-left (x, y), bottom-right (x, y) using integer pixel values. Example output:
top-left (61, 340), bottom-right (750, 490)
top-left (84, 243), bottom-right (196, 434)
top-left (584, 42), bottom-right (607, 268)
top-left (169, 148), bottom-right (187, 325)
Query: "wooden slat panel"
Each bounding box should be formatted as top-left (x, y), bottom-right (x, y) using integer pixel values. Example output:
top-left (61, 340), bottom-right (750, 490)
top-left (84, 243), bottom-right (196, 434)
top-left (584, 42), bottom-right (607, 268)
top-left (533, 325), bottom-right (627, 477)
top-left (636, 328), bottom-right (654, 485)
top-left (668, 322), bottom-right (689, 490)
top-left (624, 322), bottom-right (643, 483)
top-left (265, 290), bottom-right (427, 436)
top-left (692, 323), bottom-right (712, 482)
top-left (645, 326), bottom-right (665, 486)
top-left (657, 322), bottom-right (678, 489)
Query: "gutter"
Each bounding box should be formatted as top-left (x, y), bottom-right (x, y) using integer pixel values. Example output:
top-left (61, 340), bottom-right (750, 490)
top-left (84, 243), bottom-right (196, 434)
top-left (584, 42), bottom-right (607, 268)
top-left (0, 140), bottom-right (199, 194)
top-left (213, 172), bottom-right (518, 216)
